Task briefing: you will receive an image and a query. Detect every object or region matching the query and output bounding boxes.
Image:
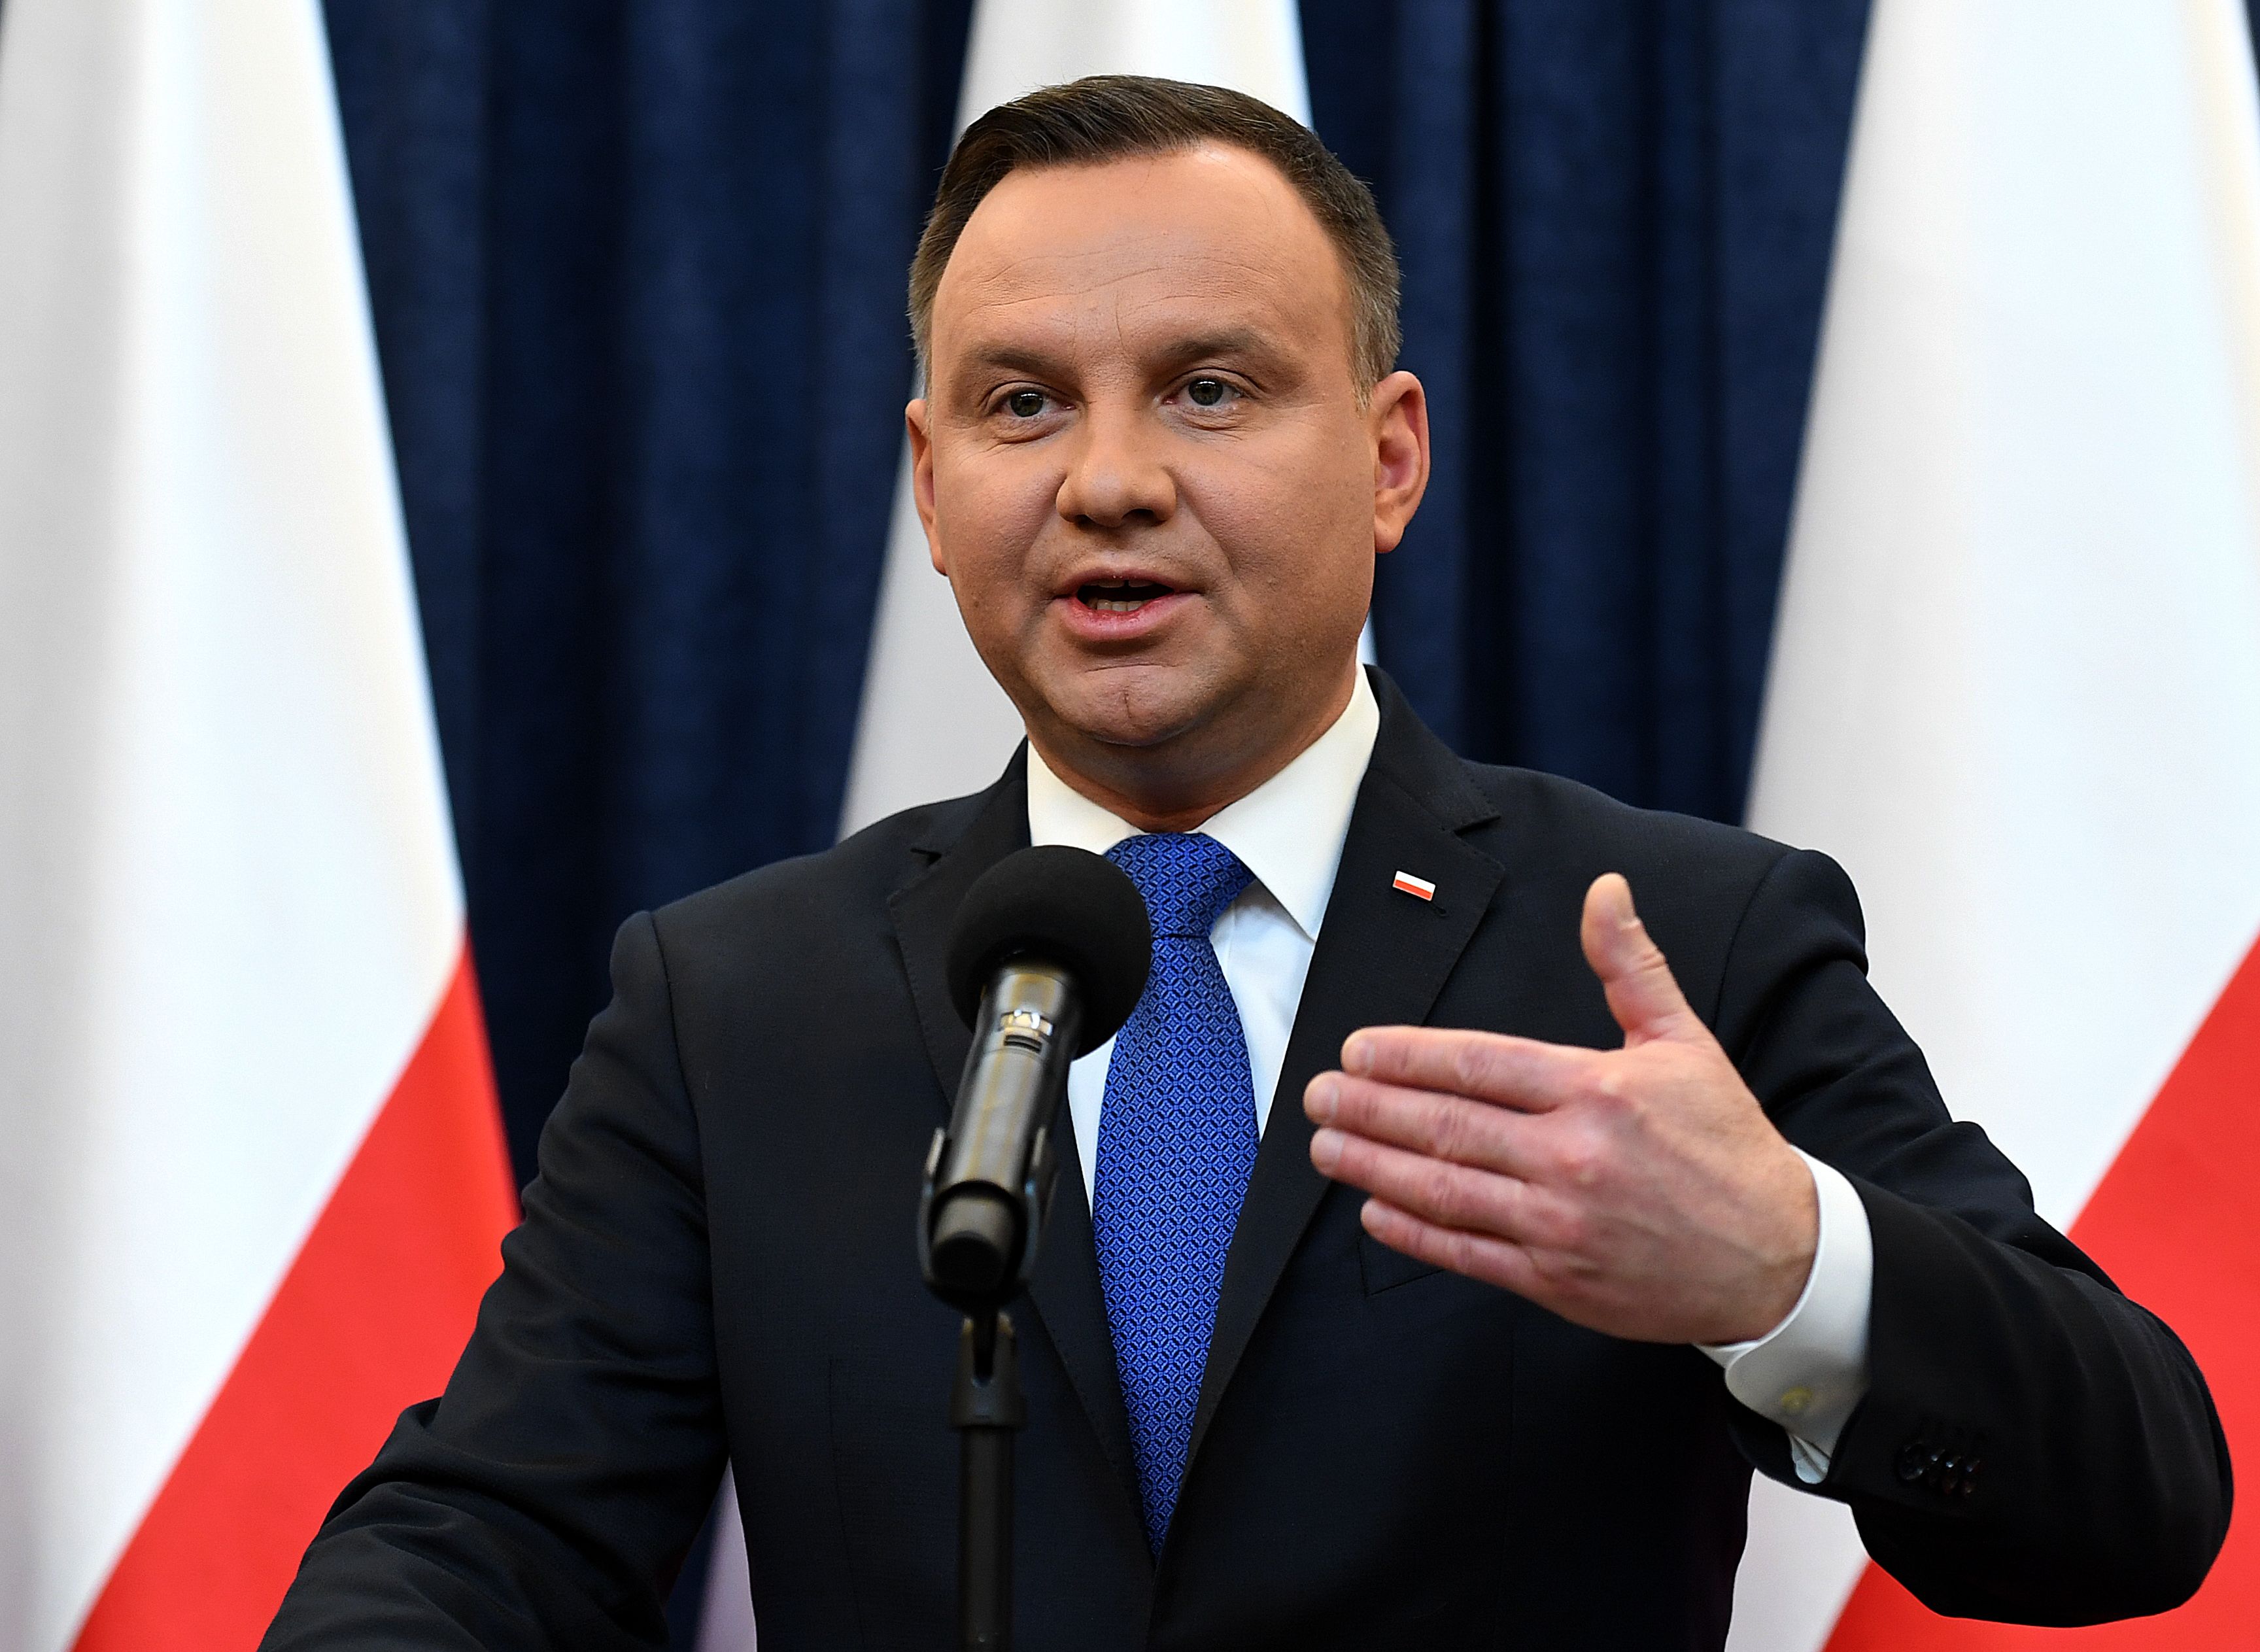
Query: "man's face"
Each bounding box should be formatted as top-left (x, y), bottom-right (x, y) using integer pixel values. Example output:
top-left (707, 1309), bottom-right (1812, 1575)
top-left (908, 142), bottom-right (1427, 815)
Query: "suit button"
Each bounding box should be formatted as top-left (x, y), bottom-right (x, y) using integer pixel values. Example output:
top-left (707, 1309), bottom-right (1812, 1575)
top-left (1896, 1442), bottom-right (1928, 1484)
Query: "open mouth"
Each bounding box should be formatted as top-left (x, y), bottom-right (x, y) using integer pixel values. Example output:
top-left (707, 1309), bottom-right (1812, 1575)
top-left (1074, 577), bottom-right (1176, 614)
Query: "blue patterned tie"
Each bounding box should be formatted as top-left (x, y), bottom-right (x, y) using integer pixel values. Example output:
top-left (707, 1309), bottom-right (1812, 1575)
top-left (1092, 832), bottom-right (1259, 1552)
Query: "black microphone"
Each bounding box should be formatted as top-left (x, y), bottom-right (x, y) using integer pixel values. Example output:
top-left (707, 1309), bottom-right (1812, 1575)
top-left (920, 845), bottom-right (1150, 1311)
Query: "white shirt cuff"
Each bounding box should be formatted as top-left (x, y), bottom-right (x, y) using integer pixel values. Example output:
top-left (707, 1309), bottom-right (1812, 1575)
top-left (1698, 1150), bottom-right (1873, 1485)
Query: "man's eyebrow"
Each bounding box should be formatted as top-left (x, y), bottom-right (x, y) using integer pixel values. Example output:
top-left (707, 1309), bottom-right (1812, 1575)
top-left (957, 341), bottom-right (1067, 380)
top-left (1150, 326), bottom-right (1279, 368)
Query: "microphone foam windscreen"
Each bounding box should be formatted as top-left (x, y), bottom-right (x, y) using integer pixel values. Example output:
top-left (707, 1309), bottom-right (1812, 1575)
top-left (946, 846), bottom-right (1152, 1054)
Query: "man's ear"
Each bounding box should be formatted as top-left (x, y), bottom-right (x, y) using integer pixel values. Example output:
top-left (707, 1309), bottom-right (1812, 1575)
top-left (1368, 370), bottom-right (1430, 556)
top-left (906, 398), bottom-right (946, 575)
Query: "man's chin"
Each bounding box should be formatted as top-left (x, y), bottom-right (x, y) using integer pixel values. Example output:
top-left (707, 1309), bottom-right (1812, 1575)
top-left (1033, 663), bottom-right (1226, 755)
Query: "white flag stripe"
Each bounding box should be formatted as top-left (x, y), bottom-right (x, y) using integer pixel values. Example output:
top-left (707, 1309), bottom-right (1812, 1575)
top-left (1731, 3), bottom-right (2260, 1648)
top-left (954, 0), bottom-right (1310, 128)
top-left (837, 442), bottom-right (1018, 838)
top-left (0, 3), bottom-right (462, 1648)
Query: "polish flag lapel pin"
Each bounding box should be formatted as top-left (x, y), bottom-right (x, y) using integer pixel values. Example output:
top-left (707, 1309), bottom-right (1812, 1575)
top-left (1392, 869), bottom-right (1437, 902)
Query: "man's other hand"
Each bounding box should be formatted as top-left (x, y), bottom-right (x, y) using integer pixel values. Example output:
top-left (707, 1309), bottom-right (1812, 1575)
top-left (1304, 873), bottom-right (1817, 1345)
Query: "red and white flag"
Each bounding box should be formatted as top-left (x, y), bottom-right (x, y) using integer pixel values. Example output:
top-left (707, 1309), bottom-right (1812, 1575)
top-left (1734, 1), bottom-right (2260, 1646)
top-left (0, 5), bottom-right (517, 1651)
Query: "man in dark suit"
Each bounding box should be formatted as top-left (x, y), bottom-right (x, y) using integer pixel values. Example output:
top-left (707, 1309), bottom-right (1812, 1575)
top-left (264, 77), bottom-right (2229, 1651)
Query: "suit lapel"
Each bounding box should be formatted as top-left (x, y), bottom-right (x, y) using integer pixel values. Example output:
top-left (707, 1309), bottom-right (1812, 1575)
top-left (1025, 1107), bottom-right (1144, 1512)
top-left (1186, 676), bottom-right (1505, 1469)
top-left (887, 756), bottom-right (1029, 1118)
top-left (886, 754), bottom-right (1143, 1515)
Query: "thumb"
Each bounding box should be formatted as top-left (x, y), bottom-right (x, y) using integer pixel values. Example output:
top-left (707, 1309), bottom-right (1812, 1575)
top-left (1581, 874), bottom-right (1699, 1046)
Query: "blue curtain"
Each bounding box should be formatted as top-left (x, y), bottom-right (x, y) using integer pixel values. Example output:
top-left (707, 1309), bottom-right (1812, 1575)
top-left (326, 1), bottom-right (974, 1180)
top-left (1303, 0), bottom-right (1869, 816)
top-left (325, 0), bottom-right (1868, 1179)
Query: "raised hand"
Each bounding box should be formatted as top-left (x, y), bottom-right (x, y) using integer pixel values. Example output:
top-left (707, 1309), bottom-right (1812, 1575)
top-left (1305, 873), bottom-right (1817, 1345)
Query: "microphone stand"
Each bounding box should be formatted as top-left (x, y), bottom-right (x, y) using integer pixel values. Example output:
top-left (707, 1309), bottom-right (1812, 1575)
top-left (950, 1307), bottom-right (1023, 1650)
top-left (919, 1123), bottom-right (1058, 1652)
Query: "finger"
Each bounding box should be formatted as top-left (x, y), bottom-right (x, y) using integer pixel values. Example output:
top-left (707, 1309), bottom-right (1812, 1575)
top-left (1338, 1024), bottom-right (1596, 1113)
top-left (1358, 1199), bottom-right (1544, 1299)
top-left (1580, 873), bottom-right (1700, 1046)
top-left (1309, 1127), bottom-right (1554, 1243)
top-left (1304, 1071), bottom-right (1544, 1177)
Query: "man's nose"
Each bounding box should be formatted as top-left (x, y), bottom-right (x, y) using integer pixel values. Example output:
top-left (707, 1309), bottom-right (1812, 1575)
top-left (1054, 405), bottom-right (1177, 528)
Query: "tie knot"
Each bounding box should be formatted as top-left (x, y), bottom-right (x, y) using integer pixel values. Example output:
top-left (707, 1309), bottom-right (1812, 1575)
top-left (1106, 833), bottom-right (1253, 938)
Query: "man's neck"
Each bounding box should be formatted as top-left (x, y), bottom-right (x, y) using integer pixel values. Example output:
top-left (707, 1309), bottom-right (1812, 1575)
top-left (1027, 664), bottom-right (1362, 835)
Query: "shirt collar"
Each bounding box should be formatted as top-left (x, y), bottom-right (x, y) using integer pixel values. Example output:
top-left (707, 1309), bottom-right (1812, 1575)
top-left (1023, 668), bottom-right (1380, 940)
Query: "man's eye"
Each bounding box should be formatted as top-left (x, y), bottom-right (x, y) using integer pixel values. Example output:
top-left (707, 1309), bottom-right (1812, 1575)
top-left (1186, 377), bottom-right (1231, 408)
top-left (1004, 390), bottom-right (1048, 418)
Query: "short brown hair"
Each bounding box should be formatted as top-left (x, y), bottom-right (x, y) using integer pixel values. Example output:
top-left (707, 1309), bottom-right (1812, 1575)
top-left (908, 75), bottom-right (1401, 397)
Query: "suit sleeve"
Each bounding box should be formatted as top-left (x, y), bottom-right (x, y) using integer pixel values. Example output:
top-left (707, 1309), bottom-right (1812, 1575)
top-left (260, 912), bottom-right (727, 1652)
top-left (1711, 848), bottom-right (2231, 1625)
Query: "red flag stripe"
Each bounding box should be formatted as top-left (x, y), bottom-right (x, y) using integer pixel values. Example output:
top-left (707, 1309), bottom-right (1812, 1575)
top-left (1826, 933), bottom-right (2260, 1648)
top-left (69, 944), bottom-right (517, 1652)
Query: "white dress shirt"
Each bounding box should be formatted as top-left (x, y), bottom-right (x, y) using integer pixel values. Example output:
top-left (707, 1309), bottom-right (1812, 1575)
top-left (1023, 668), bottom-right (1872, 1478)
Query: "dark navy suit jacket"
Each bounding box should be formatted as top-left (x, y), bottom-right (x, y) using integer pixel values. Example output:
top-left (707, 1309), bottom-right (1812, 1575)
top-left (264, 671), bottom-right (2229, 1650)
